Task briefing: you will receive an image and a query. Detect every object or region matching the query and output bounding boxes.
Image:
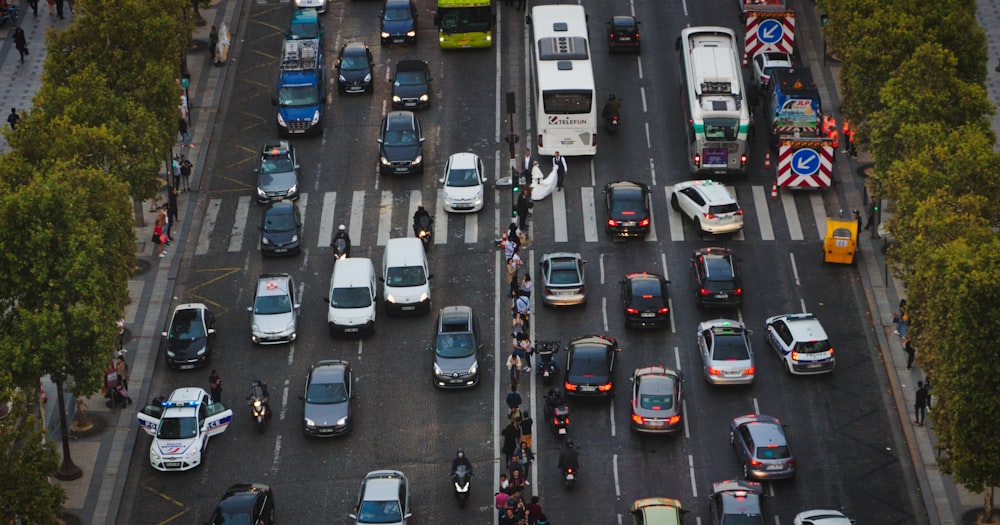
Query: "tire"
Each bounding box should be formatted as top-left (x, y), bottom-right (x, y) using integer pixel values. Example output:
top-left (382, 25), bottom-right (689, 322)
top-left (670, 194), bottom-right (681, 212)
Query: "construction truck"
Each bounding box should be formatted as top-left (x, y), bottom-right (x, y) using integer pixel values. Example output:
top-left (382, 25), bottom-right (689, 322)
top-left (272, 38), bottom-right (326, 136)
top-left (763, 67), bottom-right (822, 147)
top-left (738, 0), bottom-right (787, 20)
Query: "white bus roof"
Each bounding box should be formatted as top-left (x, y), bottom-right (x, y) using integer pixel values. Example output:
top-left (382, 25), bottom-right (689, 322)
top-left (531, 4), bottom-right (594, 93)
top-left (681, 26), bottom-right (746, 119)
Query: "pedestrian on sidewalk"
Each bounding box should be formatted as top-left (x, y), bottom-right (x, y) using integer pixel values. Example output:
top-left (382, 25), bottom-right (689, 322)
top-left (178, 117), bottom-right (194, 147)
top-left (54, 0), bottom-right (64, 18)
top-left (158, 206), bottom-right (170, 245)
top-left (46, 0), bottom-right (54, 16)
top-left (6, 108), bottom-right (20, 130)
top-left (864, 197), bottom-right (876, 230)
top-left (895, 298), bottom-right (908, 337)
top-left (168, 186), bottom-right (179, 227)
top-left (519, 415), bottom-right (533, 448)
top-left (852, 209), bottom-right (862, 234)
top-left (501, 421), bottom-right (520, 465)
top-left (165, 202), bottom-right (178, 241)
top-left (13, 27), bottom-right (28, 64)
top-left (115, 353), bottom-right (131, 392)
top-left (153, 221), bottom-right (167, 258)
top-left (506, 350), bottom-right (522, 386)
top-left (26, 0), bottom-right (38, 16)
top-left (914, 380), bottom-right (930, 426)
top-left (210, 25), bottom-right (219, 61)
top-left (117, 318), bottom-right (126, 350)
top-left (902, 337), bottom-right (915, 370)
top-left (209, 369), bottom-right (223, 403)
top-left (171, 154), bottom-right (182, 188)
top-left (514, 334), bottom-right (531, 371)
top-left (180, 156), bottom-right (193, 191)
top-left (506, 384), bottom-right (522, 411)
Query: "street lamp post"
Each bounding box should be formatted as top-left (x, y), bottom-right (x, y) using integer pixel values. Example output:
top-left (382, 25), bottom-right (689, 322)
top-left (505, 91), bottom-right (519, 223)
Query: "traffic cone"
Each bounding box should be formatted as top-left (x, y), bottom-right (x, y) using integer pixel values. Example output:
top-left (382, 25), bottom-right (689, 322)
top-left (763, 151), bottom-right (772, 170)
top-left (771, 181), bottom-right (778, 200)
top-left (742, 53), bottom-right (748, 67)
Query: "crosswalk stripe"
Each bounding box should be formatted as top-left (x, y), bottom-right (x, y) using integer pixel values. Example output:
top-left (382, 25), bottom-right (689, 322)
top-left (666, 187), bottom-right (685, 242)
top-left (318, 192), bottom-right (337, 248)
top-left (809, 192), bottom-right (827, 241)
top-left (751, 185), bottom-right (776, 241)
top-left (296, 194), bottom-right (308, 251)
top-left (781, 192), bottom-right (804, 241)
top-left (725, 186), bottom-right (746, 241)
top-left (464, 214), bottom-right (478, 244)
top-left (197, 199), bottom-right (222, 256)
top-left (228, 196), bottom-right (252, 253)
top-left (377, 191), bottom-right (393, 246)
top-left (349, 191), bottom-right (365, 245)
top-left (646, 193), bottom-right (659, 242)
top-left (581, 187), bottom-right (599, 243)
top-left (552, 190), bottom-right (569, 242)
top-left (432, 190), bottom-right (446, 245)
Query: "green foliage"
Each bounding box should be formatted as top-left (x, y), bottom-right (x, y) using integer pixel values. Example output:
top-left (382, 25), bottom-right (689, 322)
top-left (0, 389), bottom-right (65, 525)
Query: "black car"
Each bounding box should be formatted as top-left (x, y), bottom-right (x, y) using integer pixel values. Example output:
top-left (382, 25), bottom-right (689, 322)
top-left (391, 59), bottom-right (431, 110)
top-left (429, 306), bottom-right (482, 388)
top-left (380, 0), bottom-right (417, 45)
top-left (259, 201), bottom-right (302, 256)
top-left (301, 360), bottom-right (354, 436)
top-left (607, 15), bottom-right (640, 53)
top-left (378, 111), bottom-right (425, 175)
top-left (209, 483), bottom-right (275, 525)
top-left (709, 480), bottom-right (765, 525)
top-left (691, 247), bottom-right (743, 307)
top-left (564, 335), bottom-right (621, 398)
top-left (604, 180), bottom-right (651, 240)
top-left (162, 303), bottom-right (216, 369)
top-left (621, 272), bottom-right (670, 328)
top-left (336, 42), bottom-right (374, 94)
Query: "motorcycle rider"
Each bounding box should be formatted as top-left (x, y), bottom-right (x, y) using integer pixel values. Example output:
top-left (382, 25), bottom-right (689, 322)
top-left (412, 205), bottom-right (432, 237)
top-left (558, 439), bottom-right (580, 473)
top-left (544, 389), bottom-right (565, 415)
top-left (602, 94), bottom-right (622, 125)
top-left (332, 224), bottom-right (351, 257)
top-left (451, 449), bottom-right (473, 477)
top-left (250, 379), bottom-right (271, 420)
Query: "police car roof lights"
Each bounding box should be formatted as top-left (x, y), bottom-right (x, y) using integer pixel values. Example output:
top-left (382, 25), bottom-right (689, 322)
top-left (161, 400), bottom-right (200, 408)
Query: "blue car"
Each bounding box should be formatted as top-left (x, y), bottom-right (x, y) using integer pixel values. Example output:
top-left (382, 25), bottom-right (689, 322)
top-left (380, 0), bottom-right (418, 45)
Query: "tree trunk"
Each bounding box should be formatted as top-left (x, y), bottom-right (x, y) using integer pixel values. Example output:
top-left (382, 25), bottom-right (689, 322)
top-left (53, 379), bottom-right (82, 481)
top-left (984, 487), bottom-right (995, 523)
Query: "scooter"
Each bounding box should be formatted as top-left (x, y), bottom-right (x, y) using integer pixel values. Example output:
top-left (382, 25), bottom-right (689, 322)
top-left (544, 389), bottom-right (570, 437)
top-left (332, 237), bottom-right (349, 262)
top-left (563, 466), bottom-right (576, 489)
top-left (604, 113), bottom-right (621, 134)
top-left (451, 465), bottom-right (471, 508)
top-left (414, 216), bottom-right (434, 248)
top-left (534, 340), bottom-right (561, 385)
top-left (248, 380), bottom-right (270, 434)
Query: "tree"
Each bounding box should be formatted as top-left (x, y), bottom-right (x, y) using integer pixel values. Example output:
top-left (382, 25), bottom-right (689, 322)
top-left (0, 388), bottom-right (65, 524)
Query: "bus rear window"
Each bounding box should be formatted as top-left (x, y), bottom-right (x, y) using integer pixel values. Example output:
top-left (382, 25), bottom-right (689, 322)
top-left (542, 91), bottom-right (592, 114)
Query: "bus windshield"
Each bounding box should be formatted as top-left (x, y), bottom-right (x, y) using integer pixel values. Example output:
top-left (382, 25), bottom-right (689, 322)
top-left (439, 7), bottom-right (491, 33)
top-left (703, 118), bottom-right (738, 141)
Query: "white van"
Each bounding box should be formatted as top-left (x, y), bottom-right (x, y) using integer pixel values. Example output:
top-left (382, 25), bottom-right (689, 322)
top-left (381, 237), bottom-right (432, 314)
top-left (325, 258), bottom-right (377, 335)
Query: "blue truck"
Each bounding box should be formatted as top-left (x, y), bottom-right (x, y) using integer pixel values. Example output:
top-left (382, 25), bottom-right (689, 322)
top-left (764, 67), bottom-right (823, 147)
top-left (273, 29), bottom-right (326, 136)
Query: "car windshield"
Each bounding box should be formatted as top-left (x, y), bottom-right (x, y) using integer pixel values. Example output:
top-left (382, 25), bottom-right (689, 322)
top-left (169, 310), bottom-right (205, 341)
top-left (260, 155), bottom-right (294, 174)
top-left (383, 6), bottom-right (412, 21)
top-left (611, 190), bottom-right (644, 215)
top-left (306, 381), bottom-right (348, 404)
top-left (713, 334), bottom-right (750, 360)
top-left (384, 129), bottom-right (419, 147)
top-left (263, 211), bottom-right (296, 232)
top-left (341, 54), bottom-right (369, 71)
top-left (277, 85), bottom-right (319, 106)
top-left (439, 8), bottom-right (491, 33)
top-left (639, 392), bottom-right (673, 410)
top-left (549, 266), bottom-right (580, 286)
top-left (446, 167), bottom-right (480, 187)
top-left (289, 22), bottom-right (320, 39)
top-left (709, 203), bottom-right (740, 215)
top-left (794, 340), bottom-right (831, 354)
top-left (157, 416), bottom-right (199, 440)
top-left (255, 294), bottom-right (292, 315)
top-left (436, 333), bottom-right (476, 358)
top-left (358, 500), bottom-right (402, 523)
top-left (330, 287), bottom-right (372, 308)
top-left (395, 70), bottom-right (426, 86)
top-left (386, 266), bottom-right (426, 287)
top-left (755, 444), bottom-right (791, 460)
top-left (631, 279), bottom-right (662, 299)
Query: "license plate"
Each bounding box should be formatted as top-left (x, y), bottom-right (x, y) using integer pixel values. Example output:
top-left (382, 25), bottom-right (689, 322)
top-left (558, 428), bottom-right (567, 435)
top-left (404, 102), bottom-right (416, 107)
top-left (319, 428), bottom-right (333, 433)
top-left (620, 37), bottom-right (632, 41)
top-left (622, 221), bottom-right (636, 227)
top-left (179, 364), bottom-right (195, 370)
top-left (344, 327), bottom-right (359, 333)
top-left (640, 312), bottom-right (655, 318)
top-left (395, 167), bottom-right (408, 173)
top-left (393, 38), bottom-right (404, 43)
top-left (401, 305), bottom-right (415, 311)
top-left (580, 385), bottom-right (596, 392)
top-left (724, 370), bottom-right (742, 377)
top-left (165, 462), bottom-right (181, 468)
top-left (716, 293), bottom-right (729, 299)
top-left (807, 362), bottom-right (824, 368)
top-left (557, 291), bottom-right (573, 296)
top-left (275, 248), bottom-right (288, 253)
top-left (766, 464), bottom-right (784, 470)
top-left (646, 420), bottom-right (664, 426)
top-left (449, 378), bottom-right (463, 383)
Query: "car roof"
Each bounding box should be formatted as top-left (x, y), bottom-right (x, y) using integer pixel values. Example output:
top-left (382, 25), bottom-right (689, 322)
top-left (385, 111), bottom-right (417, 128)
top-left (739, 418), bottom-right (787, 444)
top-left (439, 306), bottom-right (473, 329)
top-left (543, 252), bottom-right (582, 263)
top-left (700, 253), bottom-right (735, 278)
top-left (342, 42), bottom-right (368, 53)
top-left (311, 360), bottom-right (349, 382)
top-left (168, 387), bottom-right (208, 404)
top-left (677, 180), bottom-right (736, 203)
top-left (625, 272), bottom-right (665, 284)
top-left (701, 318), bottom-right (744, 332)
top-left (758, 51), bottom-right (792, 66)
top-left (256, 274), bottom-right (292, 297)
top-left (447, 152), bottom-right (479, 169)
top-left (774, 313), bottom-right (828, 340)
top-left (632, 497), bottom-right (682, 523)
top-left (219, 483), bottom-right (269, 511)
top-left (362, 470), bottom-right (406, 500)
top-left (396, 59), bottom-right (429, 72)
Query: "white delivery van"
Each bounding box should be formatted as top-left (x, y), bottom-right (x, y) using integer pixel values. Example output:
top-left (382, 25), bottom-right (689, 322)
top-left (381, 237), bottom-right (432, 314)
top-left (325, 258), bottom-right (377, 335)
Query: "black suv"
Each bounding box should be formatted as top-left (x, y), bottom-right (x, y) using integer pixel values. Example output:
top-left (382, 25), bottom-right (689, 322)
top-left (603, 180), bottom-right (651, 240)
top-left (336, 42), bottom-right (374, 94)
top-left (620, 272), bottom-right (669, 328)
top-left (691, 247), bottom-right (742, 307)
top-left (391, 59), bottom-right (431, 110)
top-left (607, 16), bottom-right (640, 53)
top-left (377, 111), bottom-right (425, 175)
top-left (564, 335), bottom-right (621, 398)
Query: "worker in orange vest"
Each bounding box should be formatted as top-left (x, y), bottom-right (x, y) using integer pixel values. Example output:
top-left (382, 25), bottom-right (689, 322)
top-left (829, 129), bottom-right (840, 151)
top-left (842, 121), bottom-right (857, 158)
top-left (820, 114), bottom-right (831, 135)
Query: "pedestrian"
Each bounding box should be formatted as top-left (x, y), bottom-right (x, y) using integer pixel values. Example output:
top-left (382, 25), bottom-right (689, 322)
top-left (517, 441), bottom-right (534, 479)
top-left (552, 151), bottom-right (567, 191)
top-left (509, 444), bottom-right (524, 476)
top-left (519, 415), bottom-right (533, 449)
top-left (153, 221), bottom-right (167, 258)
top-left (513, 294), bottom-right (530, 320)
top-left (158, 206), bottom-right (171, 246)
top-left (516, 190), bottom-right (531, 231)
top-left (864, 198), bottom-right (876, 230)
top-left (180, 156), bottom-right (193, 191)
top-left (506, 383), bottom-right (522, 411)
top-left (521, 148), bottom-right (533, 180)
top-left (511, 313), bottom-right (525, 340)
top-left (115, 354), bottom-right (131, 392)
top-left (506, 350), bottom-right (522, 385)
top-left (914, 380), bottom-right (930, 426)
top-left (514, 334), bottom-right (532, 371)
top-left (54, 0), bottom-right (63, 18)
top-left (500, 508), bottom-right (519, 525)
top-left (495, 490), bottom-right (510, 519)
top-left (178, 117), bottom-right (194, 147)
top-left (46, 0), bottom-right (54, 15)
top-left (509, 468), bottom-right (527, 492)
top-left (895, 298), bottom-right (908, 337)
top-left (210, 25), bottom-right (219, 59)
top-left (168, 186), bottom-right (179, 228)
top-left (26, 0), bottom-right (38, 16)
top-left (209, 369), bottom-right (223, 403)
top-left (506, 252), bottom-right (522, 288)
top-left (6, 108), bottom-right (20, 130)
top-left (903, 337), bottom-right (915, 370)
top-left (117, 318), bottom-right (126, 351)
top-left (852, 209), bottom-right (862, 234)
top-left (13, 28), bottom-right (28, 64)
top-left (171, 154), bottom-right (182, 188)
top-left (498, 473), bottom-right (511, 495)
top-left (519, 274), bottom-right (532, 298)
top-left (501, 421), bottom-right (520, 465)
top-left (526, 496), bottom-right (544, 525)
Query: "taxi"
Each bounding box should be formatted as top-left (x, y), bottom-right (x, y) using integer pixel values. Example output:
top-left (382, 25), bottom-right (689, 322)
top-left (248, 274), bottom-right (300, 344)
top-left (137, 387), bottom-right (232, 471)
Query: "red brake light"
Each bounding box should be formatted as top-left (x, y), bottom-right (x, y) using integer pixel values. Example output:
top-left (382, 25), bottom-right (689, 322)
top-left (707, 367), bottom-right (723, 376)
top-left (735, 209), bottom-right (744, 215)
top-left (740, 154), bottom-right (748, 166)
top-left (597, 382), bottom-right (613, 392)
top-left (750, 459), bottom-right (762, 466)
top-left (693, 153), bottom-right (701, 165)
top-left (657, 307), bottom-right (669, 314)
top-left (607, 219), bottom-right (620, 227)
top-left (622, 211), bottom-right (635, 215)
top-left (564, 381), bottom-right (578, 391)
top-left (639, 218), bottom-right (650, 227)
top-left (699, 288), bottom-right (711, 296)
top-left (631, 414), bottom-right (644, 424)
top-left (667, 415), bottom-right (681, 424)
top-left (734, 288), bottom-right (743, 295)
top-left (745, 366), bottom-right (755, 375)
top-left (704, 212), bottom-right (718, 220)
top-left (626, 308), bottom-right (639, 314)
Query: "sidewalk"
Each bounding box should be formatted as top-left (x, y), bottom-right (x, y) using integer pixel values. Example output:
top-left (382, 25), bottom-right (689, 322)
top-left (5, 1), bottom-right (995, 524)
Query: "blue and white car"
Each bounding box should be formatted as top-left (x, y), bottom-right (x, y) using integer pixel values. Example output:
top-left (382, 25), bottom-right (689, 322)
top-left (136, 387), bottom-right (233, 472)
top-left (764, 313), bottom-right (835, 375)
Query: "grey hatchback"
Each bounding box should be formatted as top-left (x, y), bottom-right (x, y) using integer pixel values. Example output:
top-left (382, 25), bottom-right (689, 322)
top-left (301, 360), bottom-right (354, 436)
top-left (429, 306), bottom-right (482, 388)
top-left (709, 480), bottom-right (766, 525)
top-left (730, 414), bottom-right (796, 480)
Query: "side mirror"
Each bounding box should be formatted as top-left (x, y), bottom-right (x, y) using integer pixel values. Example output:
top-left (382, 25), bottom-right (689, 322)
top-left (322, 297), bottom-right (329, 303)
top-left (161, 331), bottom-right (168, 337)
top-left (419, 137), bottom-right (426, 143)
top-left (377, 138), bottom-right (384, 144)
top-left (378, 276), bottom-right (385, 282)
top-left (745, 329), bottom-right (753, 335)
top-left (427, 273), bottom-right (434, 279)
top-left (294, 303), bottom-right (302, 310)
top-left (257, 225), bottom-right (263, 231)
top-left (426, 346), bottom-right (433, 352)
top-left (246, 306), bottom-right (253, 312)
top-left (208, 329), bottom-right (216, 335)
top-left (439, 178), bottom-right (445, 184)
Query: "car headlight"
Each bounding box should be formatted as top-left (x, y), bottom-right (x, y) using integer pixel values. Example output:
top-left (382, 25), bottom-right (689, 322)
top-left (288, 183), bottom-right (298, 195)
top-left (434, 363), bottom-right (443, 375)
top-left (166, 350), bottom-right (176, 357)
top-left (197, 347), bottom-right (206, 356)
top-left (392, 95), bottom-right (402, 102)
top-left (262, 236), bottom-right (271, 245)
top-left (469, 362), bottom-right (478, 375)
top-left (310, 110), bottom-right (320, 124)
top-left (339, 74), bottom-right (347, 82)
top-left (257, 187), bottom-right (267, 198)
top-left (291, 234), bottom-right (299, 242)
top-left (277, 113), bottom-right (287, 127)
top-left (380, 157), bottom-right (391, 166)
top-left (413, 155), bottom-right (423, 165)
top-left (183, 447), bottom-right (199, 460)
top-left (406, 30), bottom-right (416, 37)
top-left (418, 292), bottom-right (429, 302)
top-left (335, 416), bottom-right (348, 426)
top-left (386, 294), bottom-right (396, 304)
top-left (419, 94), bottom-right (429, 102)
top-left (252, 323), bottom-right (260, 333)
top-left (304, 417), bottom-right (316, 427)
top-left (364, 73), bottom-right (372, 83)
top-left (381, 31), bottom-right (390, 38)
top-left (151, 449), bottom-right (162, 461)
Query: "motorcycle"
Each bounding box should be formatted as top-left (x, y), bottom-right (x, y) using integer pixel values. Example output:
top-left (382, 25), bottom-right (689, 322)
top-left (451, 465), bottom-right (471, 508)
top-left (603, 98), bottom-right (622, 135)
top-left (544, 389), bottom-right (571, 437)
top-left (414, 215), bottom-right (434, 248)
top-left (563, 466), bottom-right (577, 489)
top-left (333, 237), bottom-right (350, 262)
top-left (248, 380), bottom-right (270, 433)
top-left (534, 340), bottom-right (561, 385)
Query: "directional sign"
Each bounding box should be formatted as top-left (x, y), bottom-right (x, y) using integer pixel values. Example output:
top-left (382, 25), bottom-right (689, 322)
top-left (757, 19), bottom-right (783, 45)
top-left (790, 148), bottom-right (820, 176)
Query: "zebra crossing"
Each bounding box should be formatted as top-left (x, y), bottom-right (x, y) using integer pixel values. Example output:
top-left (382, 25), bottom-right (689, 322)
top-left (192, 184), bottom-right (837, 255)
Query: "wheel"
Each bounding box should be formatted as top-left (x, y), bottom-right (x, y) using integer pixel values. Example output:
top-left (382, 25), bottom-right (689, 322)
top-left (670, 194), bottom-right (680, 212)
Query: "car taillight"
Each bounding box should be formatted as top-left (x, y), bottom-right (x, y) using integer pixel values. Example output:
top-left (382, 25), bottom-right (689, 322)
top-left (639, 218), bottom-right (650, 227)
top-left (544, 287), bottom-right (554, 296)
top-left (592, 135), bottom-right (597, 147)
top-left (626, 308), bottom-right (639, 314)
top-left (786, 457), bottom-right (796, 465)
top-left (699, 288), bottom-right (711, 296)
top-left (734, 288), bottom-right (742, 295)
top-left (828, 348), bottom-right (834, 355)
top-left (693, 153), bottom-right (701, 165)
top-left (597, 382), bottom-right (612, 392)
top-left (631, 414), bottom-right (644, 424)
top-left (707, 367), bottom-right (723, 376)
top-left (657, 307), bottom-right (669, 314)
top-left (578, 285), bottom-right (586, 295)
top-left (634, 32), bottom-right (640, 40)
top-left (704, 212), bottom-right (718, 220)
top-left (750, 459), bottom-right (762, 466)
top-left (790, 351), bottom-right (799, 361)
top-left (740, 154), bottom-right (748, 167)
top-left (607, 218), bottom-right (620, 227)
top-left (564, 381), bottom-right (577, 391)
top-left (735, 209), bottom-right (744, 215)
top-left (609, 32), bottom-right (615, 38)
top-left (745, 366), bottom-right (755, 375)
top-left (667, 415), bottom-right (680, 425)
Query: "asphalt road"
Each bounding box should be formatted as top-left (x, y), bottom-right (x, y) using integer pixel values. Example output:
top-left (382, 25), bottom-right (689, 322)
top-left (118, 0), bottom-right (921, 523)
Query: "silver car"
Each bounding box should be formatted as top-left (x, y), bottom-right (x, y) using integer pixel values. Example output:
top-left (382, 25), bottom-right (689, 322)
top-left (350, 470), bottom-right (411, 525)
top-left (540, 253), bottom-right (586, 306)
top-left (730, 414), bottom-right (796, 480)
top-left (301, 360), bottom-right (353, 436)
top-left (430, 306), bottom-right (482, 388)
top-left (247, 274), bottom-right (300, 344)
top-left (698, 319), bottom-right (755, 385)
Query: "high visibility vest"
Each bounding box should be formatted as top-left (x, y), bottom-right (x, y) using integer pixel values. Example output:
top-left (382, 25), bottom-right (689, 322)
top-left (846, 129), bottom-right (855, 143)
top-left (829, 130), bottom-right (840, 149)
top-left (842, 121), bottom-right (851, 135)
top-left (821, 115), bottom-right (830, 134)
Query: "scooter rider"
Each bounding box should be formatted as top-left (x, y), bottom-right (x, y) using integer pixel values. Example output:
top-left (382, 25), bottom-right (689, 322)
top-left (451, 449), bottom-right (473, 477)
top-left (412, 205), bottom-right (432, 236)
top-left (558, 439), bottom-right (580, 472)
top-left (332, 224), bottom-right (351, 257)
top-left (544, 389), bottom-right (565, 413)
top-left (602, 94), bottom-right (621, 123)
top-left (251, 379), bottom-right (271, 420)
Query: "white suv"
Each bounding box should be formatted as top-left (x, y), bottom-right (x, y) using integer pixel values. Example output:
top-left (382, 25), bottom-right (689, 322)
top-left (671, 180), bottom-right (744, 235)
top-left (751, 51), bottom-right (793, 92)
top-left (764, 313), bottom-right (835, 375)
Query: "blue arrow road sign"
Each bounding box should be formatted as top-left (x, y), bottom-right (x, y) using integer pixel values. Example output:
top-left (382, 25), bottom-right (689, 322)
top-left (791, 148), bottom-right (820, 176)
top-left (757, 19), bottom-right (783, 45)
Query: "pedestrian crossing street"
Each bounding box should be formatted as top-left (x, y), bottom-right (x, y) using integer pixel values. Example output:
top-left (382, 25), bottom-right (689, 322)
top-left (193, 185), bottom-right (837, 255)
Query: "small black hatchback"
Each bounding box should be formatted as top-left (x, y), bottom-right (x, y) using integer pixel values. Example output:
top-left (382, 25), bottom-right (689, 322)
top-left (691, 247), bottom-right (743, 308)
top-left (607, 16), bottom-right (640, 53)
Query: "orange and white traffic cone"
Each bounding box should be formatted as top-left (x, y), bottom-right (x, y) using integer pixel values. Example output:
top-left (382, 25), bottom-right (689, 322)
top-left (771, 181), bottom-right (779, 200)
top-left (742, 53), bottom-right (748, 67)
top-left (763, 151), bottom-right (772, 170)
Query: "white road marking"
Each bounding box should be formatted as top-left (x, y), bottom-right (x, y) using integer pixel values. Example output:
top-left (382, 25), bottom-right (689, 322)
top-left (752, 185), bottom-right (775, 241)
top-left (781, 192), bottom-right (804, 240)
top-left (228, 196), bottom-right (251, 253)
top-left (196, 199), bottom-right (221, 256)
top-left (317, 192), bottom-right (336, 248)
top-left (581, 187), bottom-right (598, 243)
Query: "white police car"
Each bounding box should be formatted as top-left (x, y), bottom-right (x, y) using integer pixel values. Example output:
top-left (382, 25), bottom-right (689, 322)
top-left (764, 313), bottom-right (835, 375)
top-left (136, 387), bottom-right (233, 471)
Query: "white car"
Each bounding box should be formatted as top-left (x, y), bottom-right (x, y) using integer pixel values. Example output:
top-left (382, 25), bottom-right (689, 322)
top-left (247, 273), bottom-right (300, 344)
top-left (137, 387), bottom-right (233, 472)
top-left (764, 313), bottom-right (835, 375)
top-left (671, 180), bottom-right (744, 235)
top-left (793, 510), bottom-right (856, 525)
top-left (698, 319), bottom-right (755, 385)
top-left (440, 152), bottom-right (486, 213)
top-left (751, 51), bottom-right (793, 91)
